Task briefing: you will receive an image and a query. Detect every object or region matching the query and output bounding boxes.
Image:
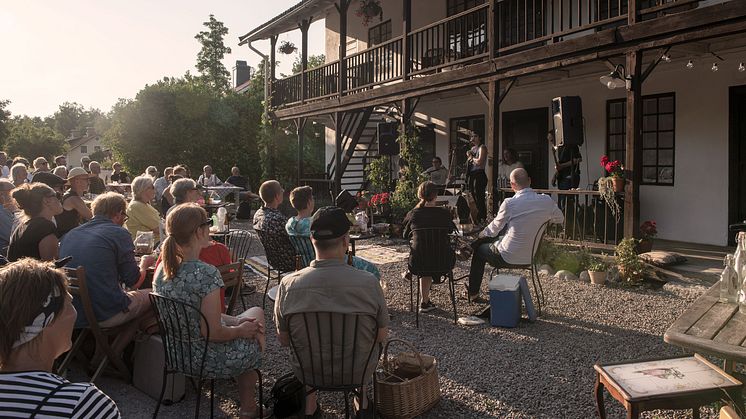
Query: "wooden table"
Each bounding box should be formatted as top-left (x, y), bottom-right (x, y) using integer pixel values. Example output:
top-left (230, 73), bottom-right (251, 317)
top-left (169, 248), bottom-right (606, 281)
top-left (664, 283), bottom-right (746, 372)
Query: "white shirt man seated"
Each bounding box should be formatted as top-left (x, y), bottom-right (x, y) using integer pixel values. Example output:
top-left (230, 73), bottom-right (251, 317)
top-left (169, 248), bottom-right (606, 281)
top-left (421, 156), bottom-right (449, 186)
top-left (466, 168), bottom-right (563, 302)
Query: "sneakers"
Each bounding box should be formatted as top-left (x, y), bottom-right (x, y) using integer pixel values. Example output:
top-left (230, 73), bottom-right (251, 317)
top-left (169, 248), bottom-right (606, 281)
top-left (419, 300), bottom-right (436, 313)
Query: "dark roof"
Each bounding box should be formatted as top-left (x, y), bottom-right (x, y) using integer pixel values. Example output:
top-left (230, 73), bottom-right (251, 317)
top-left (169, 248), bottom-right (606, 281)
top-left (238, 0), bottom-right (336, 45)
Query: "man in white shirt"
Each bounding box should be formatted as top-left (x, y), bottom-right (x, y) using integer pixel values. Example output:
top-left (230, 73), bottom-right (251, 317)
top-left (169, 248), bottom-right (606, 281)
top-left (421, 156), bottom-right (449, 186)
top-left (197, 165), bottom-right (221, 187)
top-left (466, 168), bottom-right (563, 303)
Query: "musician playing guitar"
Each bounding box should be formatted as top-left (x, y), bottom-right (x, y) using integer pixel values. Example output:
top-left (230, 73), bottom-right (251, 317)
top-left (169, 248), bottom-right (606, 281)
top-left (548, 130), bottom-right (582, 190)
top-left (466, 134), bottom-right (488, 223)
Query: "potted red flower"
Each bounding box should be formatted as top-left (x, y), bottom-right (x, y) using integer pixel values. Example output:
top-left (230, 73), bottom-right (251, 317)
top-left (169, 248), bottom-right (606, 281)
top-left (600, 155), bottom-right (625, 192)
top-left (638, 220), bottom-right (657, 253)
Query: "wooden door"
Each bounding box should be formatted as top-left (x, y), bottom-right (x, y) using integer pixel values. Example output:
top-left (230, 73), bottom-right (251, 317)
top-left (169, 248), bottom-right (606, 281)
top-left (729, 86), bottom-right (746, 245)
top-left (502, 107), bottom-right (549, 189)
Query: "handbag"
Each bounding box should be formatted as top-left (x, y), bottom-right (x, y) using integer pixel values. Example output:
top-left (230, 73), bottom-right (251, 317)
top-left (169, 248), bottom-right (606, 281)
top-left (271, 372), bottom-right (305, 418)
top-left (375, 339), bottom-right (441, 419)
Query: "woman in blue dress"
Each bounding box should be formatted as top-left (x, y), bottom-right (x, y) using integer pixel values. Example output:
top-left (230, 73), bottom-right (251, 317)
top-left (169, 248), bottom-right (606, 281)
top-left (153, 203), bottom-right (267, 418)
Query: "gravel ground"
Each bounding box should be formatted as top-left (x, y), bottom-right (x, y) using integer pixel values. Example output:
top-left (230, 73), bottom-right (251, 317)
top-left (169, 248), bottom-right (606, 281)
top-left (84, 220), bottom-right (718, 418)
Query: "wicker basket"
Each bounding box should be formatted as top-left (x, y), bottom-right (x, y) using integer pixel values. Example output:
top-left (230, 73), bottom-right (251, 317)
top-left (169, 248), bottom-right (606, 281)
top-left (375, 339), bottom-right (441, 419)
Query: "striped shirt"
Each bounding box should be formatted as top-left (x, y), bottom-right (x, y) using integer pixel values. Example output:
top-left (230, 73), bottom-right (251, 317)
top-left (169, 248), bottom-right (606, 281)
top-left (0, 371), bottom-right (120, 418)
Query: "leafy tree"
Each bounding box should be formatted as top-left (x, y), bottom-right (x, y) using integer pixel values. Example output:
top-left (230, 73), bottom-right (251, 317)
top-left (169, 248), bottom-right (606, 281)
top-left (194, 15), bottom-right (232, 93)
top-left (46, 102), bottom-right (111, 139)
top-left (0, 100), bottom-right (10, 149)
top-left (291, 54), bottom-right (326, 75)
top-left (5, 116), bottom-right (66, 160)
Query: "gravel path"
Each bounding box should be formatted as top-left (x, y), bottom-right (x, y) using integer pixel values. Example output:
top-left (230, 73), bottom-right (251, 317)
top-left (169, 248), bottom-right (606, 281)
top-left (89, 222), bottom-right (716, 418)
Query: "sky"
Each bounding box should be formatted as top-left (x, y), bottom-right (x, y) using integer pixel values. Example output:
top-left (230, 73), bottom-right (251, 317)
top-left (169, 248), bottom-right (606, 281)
top-left (0, 1), bottom-right (326, 117)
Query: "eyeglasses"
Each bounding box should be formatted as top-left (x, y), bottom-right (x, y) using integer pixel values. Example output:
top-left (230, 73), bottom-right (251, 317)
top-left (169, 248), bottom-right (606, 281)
top-left (197, 218), bottom-right (213, 231)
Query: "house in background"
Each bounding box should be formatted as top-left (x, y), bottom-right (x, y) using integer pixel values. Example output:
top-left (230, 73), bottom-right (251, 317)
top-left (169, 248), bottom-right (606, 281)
top-left (240, 0), bottom-right (746, 246)
top-left (66, 127), bottom-right (105, 167)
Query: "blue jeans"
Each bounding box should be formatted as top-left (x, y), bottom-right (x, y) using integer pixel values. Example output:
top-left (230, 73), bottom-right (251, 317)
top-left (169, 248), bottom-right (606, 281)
top-left (468, 243), bottom-right (510, 295)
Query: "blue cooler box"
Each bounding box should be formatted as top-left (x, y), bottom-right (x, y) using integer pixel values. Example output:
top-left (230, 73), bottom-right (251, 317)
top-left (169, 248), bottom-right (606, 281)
top-left (488, 275), bottom-right (521, 328)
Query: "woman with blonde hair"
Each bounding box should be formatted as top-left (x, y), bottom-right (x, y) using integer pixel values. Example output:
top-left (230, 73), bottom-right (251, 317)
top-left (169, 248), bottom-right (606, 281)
top-left (403, 181), bottom-right (456, 313)
top-left (0, 258), bottom-right (120, 418)
top-left (153, 204), bottom-right (267, 418)
top-left (126, 175), bottom-right (161, 242)
top-left (8, 183), bottom-right (63, 262)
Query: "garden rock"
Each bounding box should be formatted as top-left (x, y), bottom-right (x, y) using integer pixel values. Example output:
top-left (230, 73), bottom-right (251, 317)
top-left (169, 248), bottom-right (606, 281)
top-left (555, 270), bottom-right (578, 281)
top-left (579, 271), bottom-right (590, 282)
top-left (538, 264), bottom-right (555, 276)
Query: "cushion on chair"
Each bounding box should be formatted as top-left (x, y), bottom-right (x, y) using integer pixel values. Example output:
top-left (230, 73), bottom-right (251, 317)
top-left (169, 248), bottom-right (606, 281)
top-left (639, 251), bottom-right (687, 267)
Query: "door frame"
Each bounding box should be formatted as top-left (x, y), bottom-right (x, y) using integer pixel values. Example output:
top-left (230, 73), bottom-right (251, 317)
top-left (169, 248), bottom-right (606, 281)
top-left (728, 85), bottom-right (746, 246)
top-left (501, 107), bottom-right (550, 189)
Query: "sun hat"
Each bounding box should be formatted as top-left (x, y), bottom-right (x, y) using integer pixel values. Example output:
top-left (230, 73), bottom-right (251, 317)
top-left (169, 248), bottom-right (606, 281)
top-left (66, 167), bottom-right (92, 181)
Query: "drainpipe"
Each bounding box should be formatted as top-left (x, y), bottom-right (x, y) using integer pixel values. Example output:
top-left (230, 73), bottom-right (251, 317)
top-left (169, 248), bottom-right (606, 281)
top-left (248, 40), bottom-right (269, 118)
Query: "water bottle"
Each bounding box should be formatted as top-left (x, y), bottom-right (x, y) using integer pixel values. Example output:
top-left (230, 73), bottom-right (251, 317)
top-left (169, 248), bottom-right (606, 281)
top-left (216, 207), bottom-right (227, 232)
top-left (720, 254), bottom-right (738, 303)
top-left (735, 233), bottom-right (746, 312)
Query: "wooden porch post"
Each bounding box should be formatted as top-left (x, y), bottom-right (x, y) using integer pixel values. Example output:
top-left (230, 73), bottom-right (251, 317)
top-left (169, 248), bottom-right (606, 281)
top-left (488, 0), bottom-right (497, 60)
top-left (402, 0), bottom-right (411, 80)
top-left (624, 50), bottom-right (643, 239)
top-left (299, 19), bottom-right (311, 103)
top-left (487, 80), bottom-right (499, 215)
top-left (336, 0), bottom-right (350, 97)
top-left (269, 35), bottom-right (277, 108)
top-left (334, 112), bottom-right (343, 196)
top-left (297, 117), bottom-right (307, 185)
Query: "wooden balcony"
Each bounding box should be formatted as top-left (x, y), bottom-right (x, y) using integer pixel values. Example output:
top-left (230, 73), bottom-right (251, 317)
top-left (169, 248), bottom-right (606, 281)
top-left (270, 0), bottom-right (742, 113)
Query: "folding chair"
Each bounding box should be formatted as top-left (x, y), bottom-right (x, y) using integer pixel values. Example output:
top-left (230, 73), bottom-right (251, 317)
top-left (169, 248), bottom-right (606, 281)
top-left (287, 312), bottom-right (381, 419)
top-left (149, 293), bottom-right (263, 419)
top-left (56, 266), bottom-right (131, 383)
top-left (255, 229), bottom-right (296, 309)
top-left (407, 227), bottom-right (458, 327)
top-left (489, 220), bottom-right (551, 316)
top-left (217, 262), bottom-right (244, 314)
top-left (288, 235), bottom-right (316, 270)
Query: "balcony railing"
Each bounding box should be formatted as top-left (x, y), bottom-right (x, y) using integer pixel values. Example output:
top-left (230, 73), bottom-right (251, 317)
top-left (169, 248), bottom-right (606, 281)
top-left (271, 0), bottom-right (710, 108)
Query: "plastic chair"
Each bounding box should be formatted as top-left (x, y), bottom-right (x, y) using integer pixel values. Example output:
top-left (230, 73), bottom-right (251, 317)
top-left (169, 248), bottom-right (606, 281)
top-left (288, 235), bottom-right (316, 270)
top-left (255, 229), bottom-right (296, 309)
top-left (286, 312), bottom-right (381, 419)
top-left (489, 220), bottom-right (551, 316)
top-left (56, 266), bottom-right (131, 383)
top-left (149, 293), bottom-right (262, 419)
top-left (407, 227), bottom-right (458, 327)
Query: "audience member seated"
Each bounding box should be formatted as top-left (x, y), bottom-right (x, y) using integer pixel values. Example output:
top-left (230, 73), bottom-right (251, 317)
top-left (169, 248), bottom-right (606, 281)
top-left (154, 166), bottom-right (172, 203)
top-left (88, 161), bottom-right (107, 195)
top-left (31, 172), bottom-right (66, 195)
top-left (81, 156), bottom-right (92, 173)
top-left (253, 180), bottom-right (295, 262)
top-left (0, 152), bottom-right (9, 178)
top-left (126, 175), bottom-right (161, 242)
top-left (275, 207), bottom-right (389, 417)
top-left (421, 156), bottom-right (449, 186)
top-left (197, 165), bottom-right (221, 187)
top-left (31, 157), bottom-right (50, 175)
top-left (8, 183), bottom-right (62, 262)
top-left (52, 165), bottom-right (68, 180)
top-left (0, 180), bottom-right (17, 257)
top-left (10, 163), bottom-right (28, 187)
top-left (286, 186), bottom-right (380, 279)
top-left (154, 204), bottom-right (266, 418)
top-left (56, 167), bottom-right (93, 237)
top-left (466, 168), bottom-right (563, 303)
top-left (161, 164), bottom-right (189, 211)
top-left (109, 162), bottom-right (129, 184)
top-left (54, 155), bottom-right (66, 169)
top-left (403, 181), bottom-right (457, 312)
top-left (165, 178), bottom-right (202, 217)
top-left (59, 192), bottom-right (156, 356)
top-left (0, 258), bottom-right (121, 418)
top-left (145, 166), bottom-right (158, 179)
top-left (225, 167), bottom-right (260, 202)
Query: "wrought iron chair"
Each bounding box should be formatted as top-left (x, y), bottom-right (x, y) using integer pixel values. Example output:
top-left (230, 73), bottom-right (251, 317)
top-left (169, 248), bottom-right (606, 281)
top-left (56, 266), bottom-right (131, 383)
top-left (286, 312), bottom-right (381, 419)
top-left (217, 262), bottom-right (244, 314)
top-left (255, 229), bottom-right (297, 309)
top-left (149, 293), bottom-right (263, 419)
top-left (288, 235), bottom-right (316, 270)
top-left (489, 220), bottom-right (551, 316)
top-left (226, 229), bottom-right (256, 266)
top-left (407, 227), bottom-right (458, 327)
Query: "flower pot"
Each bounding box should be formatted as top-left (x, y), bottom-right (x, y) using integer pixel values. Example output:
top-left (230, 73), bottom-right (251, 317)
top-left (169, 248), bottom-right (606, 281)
top-left (588, 271), bottom-right (607, 285)
top-left (612, 177), bottom-right (625, 193)
top-left (637, 239), bottom-right (653, 254)
top-left (389, 223), bottom-right (403, 238)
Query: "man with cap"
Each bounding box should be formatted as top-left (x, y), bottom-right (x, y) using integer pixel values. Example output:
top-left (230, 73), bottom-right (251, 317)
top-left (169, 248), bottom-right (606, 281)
top-left (274, 206), bottom-right (389, 418)
top-left (56, 167), bottom-right (93, 237)
top-left (0, 179), bottom-right (18, 256)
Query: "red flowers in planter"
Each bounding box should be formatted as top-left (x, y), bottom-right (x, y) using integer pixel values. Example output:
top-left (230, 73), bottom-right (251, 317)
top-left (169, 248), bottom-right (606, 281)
top-left (600, 155), bottom-right (624, 178)
top-left (640, 220), bottom-right (658, 240)
top-left (370, 192), bottom-right (390, 206)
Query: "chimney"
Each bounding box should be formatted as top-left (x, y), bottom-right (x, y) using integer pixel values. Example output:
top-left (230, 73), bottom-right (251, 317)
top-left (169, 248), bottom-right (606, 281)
top-left (233, 60), bottom-right (252, 88)
top-left (85, 127), bottom-right (96, 137)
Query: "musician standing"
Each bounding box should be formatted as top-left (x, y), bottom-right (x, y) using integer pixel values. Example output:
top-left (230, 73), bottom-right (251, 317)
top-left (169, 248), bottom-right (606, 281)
top-left (466, 134), bottom-right (488, 223)
top-left (421, 156), bottom-right (449, 186)
top-left (549, 131), bottom-right (582, 190)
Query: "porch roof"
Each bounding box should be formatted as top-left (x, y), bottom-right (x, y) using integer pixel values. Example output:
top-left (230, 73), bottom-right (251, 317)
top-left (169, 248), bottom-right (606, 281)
top-left (238, 0), bottom-right (336, 45)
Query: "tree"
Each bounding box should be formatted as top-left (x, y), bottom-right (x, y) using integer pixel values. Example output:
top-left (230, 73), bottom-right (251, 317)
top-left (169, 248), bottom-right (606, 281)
top-left (5, 116), bottom-right (66, 160)
top-left (291, 54), bottom-right (326, 75)
top-left (45, 102), bottom-right (111, 139)
top-left (194, 15), bottom-right (232, 93)
top-left (0, 100), bottom-right (10, 149)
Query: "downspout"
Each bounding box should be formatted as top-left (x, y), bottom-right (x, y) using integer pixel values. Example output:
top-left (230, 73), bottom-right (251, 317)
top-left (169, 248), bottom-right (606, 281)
top-left (248, 40), bottom-right (269, 118)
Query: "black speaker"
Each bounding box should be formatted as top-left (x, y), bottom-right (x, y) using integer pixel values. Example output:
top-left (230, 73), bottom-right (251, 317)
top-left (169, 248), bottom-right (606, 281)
top-left (378, 122), bottom-right (400, 155)
top-left (551, 96), bottom-right (584, 147)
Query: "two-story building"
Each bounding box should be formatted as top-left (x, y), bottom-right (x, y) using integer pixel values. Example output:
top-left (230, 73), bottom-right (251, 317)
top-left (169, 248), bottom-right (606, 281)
top-left (66, 127), bottom-right (105, 167)
top-left (240, 0), bottom-right (746, 246)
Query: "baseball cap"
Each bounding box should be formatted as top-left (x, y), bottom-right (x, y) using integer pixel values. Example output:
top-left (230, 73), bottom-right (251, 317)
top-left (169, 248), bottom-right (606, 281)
top-left (31, 172), bottom-right (66, 188)
top-left (310, 206), bottom-right (352, 240)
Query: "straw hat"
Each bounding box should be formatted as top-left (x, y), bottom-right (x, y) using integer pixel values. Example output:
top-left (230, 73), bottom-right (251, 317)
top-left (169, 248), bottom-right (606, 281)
top-left (66, 167), bottom-right (92, 183)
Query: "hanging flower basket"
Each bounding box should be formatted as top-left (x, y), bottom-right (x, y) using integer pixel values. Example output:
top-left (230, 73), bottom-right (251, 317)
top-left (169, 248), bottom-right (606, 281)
top-left (278, 41), bottom-right (297, 55)
top-left (356, 0), bottom-right (383, 26)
